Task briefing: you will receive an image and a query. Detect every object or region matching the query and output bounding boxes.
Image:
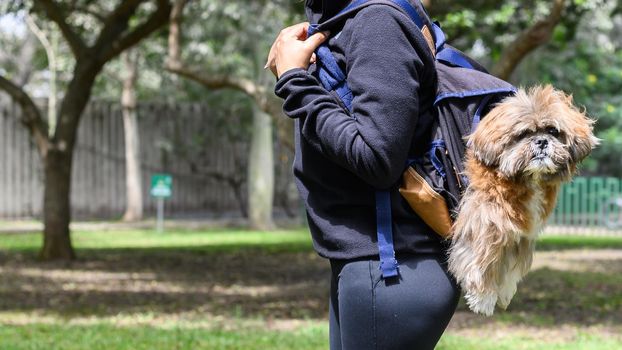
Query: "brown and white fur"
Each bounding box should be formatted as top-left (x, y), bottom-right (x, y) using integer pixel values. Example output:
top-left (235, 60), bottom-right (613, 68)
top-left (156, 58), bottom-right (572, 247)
top-left (448, 85), bottom-right (599, 316)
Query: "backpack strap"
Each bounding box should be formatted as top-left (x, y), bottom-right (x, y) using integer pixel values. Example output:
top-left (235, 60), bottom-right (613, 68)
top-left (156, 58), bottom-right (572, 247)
top-left (311, 0), bottom-right (480, 280)
top-left (308, 3), bottom-right (518, 280)
top-left (308, 0), bottom-right (436, 280)
top-left (376, 190), bottom-right (399, 278)
top-left (311, 37), bottom-right (355, 112)
top-left (308, 0), bottom-right (438, 114)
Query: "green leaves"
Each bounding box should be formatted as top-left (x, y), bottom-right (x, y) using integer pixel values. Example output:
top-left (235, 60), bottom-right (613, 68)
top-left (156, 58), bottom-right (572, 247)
top-left (0, 0), bottom-right (25, 16)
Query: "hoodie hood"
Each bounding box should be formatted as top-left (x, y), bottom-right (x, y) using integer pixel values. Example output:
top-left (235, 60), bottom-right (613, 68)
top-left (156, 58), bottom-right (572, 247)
top-left (305, 0), bottom-right (351, 24)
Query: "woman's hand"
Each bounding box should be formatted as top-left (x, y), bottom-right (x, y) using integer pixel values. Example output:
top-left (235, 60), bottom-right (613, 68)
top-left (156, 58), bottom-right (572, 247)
top-left (266, 22), bottom-right (329, 78)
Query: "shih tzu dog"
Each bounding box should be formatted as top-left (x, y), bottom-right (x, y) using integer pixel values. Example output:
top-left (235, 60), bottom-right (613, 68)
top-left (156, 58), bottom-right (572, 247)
top-left (448, 85), bottom-right (599, 316)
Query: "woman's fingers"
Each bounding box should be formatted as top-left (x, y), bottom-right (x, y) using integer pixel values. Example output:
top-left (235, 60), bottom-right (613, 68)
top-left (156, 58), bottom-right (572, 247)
top-left (303, 31), bottom-right (329, 52)
top-left (281, 22), bottom-right (310, 40)
top-left (265, 22), bottom-right (309, 73)
top-left (265, 37), bottom-right (279, 70)
top-left (265, 22), bottom-right (330, 78)
top-left (265, 43), bottom-right (276, 69)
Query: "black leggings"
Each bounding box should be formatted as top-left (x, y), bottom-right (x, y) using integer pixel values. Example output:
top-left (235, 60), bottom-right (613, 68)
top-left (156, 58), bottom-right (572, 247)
top-left (329, 254), bottom-right (460, 350)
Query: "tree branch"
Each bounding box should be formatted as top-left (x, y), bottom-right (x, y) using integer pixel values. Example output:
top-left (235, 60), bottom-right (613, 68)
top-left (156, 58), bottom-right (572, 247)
top-left (164, 0), bottom-right (265, 103)
top-left (26, 13), bottom-right (59, 135)
top-left (90, 0), bottom-right (141, 56)
top-left (491, 0), bottom-right (567, 80)
top-left (104, 0), bottom-right (145, 22)
top-left (167, 65), bottom-right (264, 98)
top-left (166, 0), bottom-right (252, 90)
top-left (35, 0), bottom-right (87, 58)
top-left (167, 64), bottom-right (294, 150)
top-left (71, 5), bottom-right (107, 23)
top-left (97, 0), bottom-right (172, 64)
top-left (165, 0), bottom-right (188, 70)
top-left (0, 75), bottom-right (50, 157)
top-left (25, 14), bottom-right (57, 81)
top-left (164, 0), bottom-right (293, 151)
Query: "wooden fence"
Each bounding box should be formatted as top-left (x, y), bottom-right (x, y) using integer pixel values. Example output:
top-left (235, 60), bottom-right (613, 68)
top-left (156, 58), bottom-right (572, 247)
top-left (0, 103), bottom-right (42, 218)
top-left (0, 101), bottom-right (297, 220)
top-left (2, 99), bottom-right (620, 234)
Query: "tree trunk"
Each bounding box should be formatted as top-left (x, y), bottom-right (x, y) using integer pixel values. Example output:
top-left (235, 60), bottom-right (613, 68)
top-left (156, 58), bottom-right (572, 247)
top-left (121, 51), bottom-right (143, 221)
top-left (40, 148), bottom-right (75, 260)
top-left (121, 100), bottom-right (143, 221)
top-left (38, 62), bottom-right (99, 260)
top-left (247, 105), bottom-right (275, 230)
top-left (16, 0), bottom-right (171, 261)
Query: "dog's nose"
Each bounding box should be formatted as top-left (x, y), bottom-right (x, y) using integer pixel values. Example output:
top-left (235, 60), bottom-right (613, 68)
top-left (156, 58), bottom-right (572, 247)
top-left (534, 138), bottom-right (548, 150)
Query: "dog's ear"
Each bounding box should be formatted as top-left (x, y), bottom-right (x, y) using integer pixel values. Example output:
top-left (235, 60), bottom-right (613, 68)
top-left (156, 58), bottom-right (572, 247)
top-left (557, 91), bottom-right (600, 162)
top-left (468, 103), bottom-right (513, 167)
top-left (468, 131), bottom-right (503, 167)
top-left (569, 131), bottom-right (600, 162)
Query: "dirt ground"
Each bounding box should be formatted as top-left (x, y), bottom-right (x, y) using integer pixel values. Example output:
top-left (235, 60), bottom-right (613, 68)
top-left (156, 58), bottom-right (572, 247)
top-left (0, 247), bottom-right (620, 340)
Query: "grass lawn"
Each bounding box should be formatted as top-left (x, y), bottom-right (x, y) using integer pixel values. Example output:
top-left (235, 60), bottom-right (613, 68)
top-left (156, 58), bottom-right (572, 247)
top-left (0, 323), bottom-right (619, 350)
top-left (0, 323), bottom-right (329, 350)
top-left (0, 228), bottom-right (621, 349)
top-left (0, 228), bottom-right (313, 252)
top-left (537, 234), bottom-right (622, 250)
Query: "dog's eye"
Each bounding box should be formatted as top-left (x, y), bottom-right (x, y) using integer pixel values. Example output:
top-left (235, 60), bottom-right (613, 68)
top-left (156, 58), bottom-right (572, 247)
top-left (546, 127), bottom-right (561, 138)
top-left (518, 129), bottom-right (532, 139)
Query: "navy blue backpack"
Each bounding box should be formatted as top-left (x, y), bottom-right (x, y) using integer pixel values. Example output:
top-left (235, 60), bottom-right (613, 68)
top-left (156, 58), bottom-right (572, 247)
top-left (308, 0), bottom-right (516, 278)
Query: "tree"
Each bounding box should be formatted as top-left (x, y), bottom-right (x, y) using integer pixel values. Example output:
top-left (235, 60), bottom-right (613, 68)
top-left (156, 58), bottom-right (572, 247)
top-left (0, 0), bottom-right (172, 260)
top-left (426, 0), bottom-right (601, 81)
top-left (164, 0), bottom-right (302, 229)
top-left (91, 27), bottom-right (259, 221)
top-left (24, 13), bottom-right (59, 133)
top-left (120, 50), bottom-right (143, 221)
top-left (490, 0), bottom-right (567, 79)
top-left (514, 0), bottom-right (622, 176)
top-left (429, 0), bottom-right (616, 175)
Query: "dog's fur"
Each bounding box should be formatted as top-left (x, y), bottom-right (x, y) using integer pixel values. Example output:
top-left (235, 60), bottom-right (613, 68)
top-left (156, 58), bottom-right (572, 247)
top-left (448, 85), bottom-right (599, 316)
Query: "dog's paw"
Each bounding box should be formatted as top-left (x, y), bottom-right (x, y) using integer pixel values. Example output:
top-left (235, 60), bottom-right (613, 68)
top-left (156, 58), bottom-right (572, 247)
top-left (465, 291), bottom-right (497, 316)
top-left (496, 267), bottom-right (522, 309)
top-left (496, 295), bottom-right (511, 310)
top-left (497, 283), bottom-right (517, 310)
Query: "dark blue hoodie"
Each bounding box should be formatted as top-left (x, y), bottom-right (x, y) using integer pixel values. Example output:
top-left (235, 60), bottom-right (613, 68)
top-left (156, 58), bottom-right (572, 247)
top-left (274, 0), bottom-right (443, 260)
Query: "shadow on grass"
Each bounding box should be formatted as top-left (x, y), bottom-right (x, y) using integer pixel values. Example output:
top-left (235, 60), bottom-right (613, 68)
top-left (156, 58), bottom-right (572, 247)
top-left (453, 263), bottom-right (622, 327)
top-left (0, 242), bottom-right (620, 328)
top-left (0, 246), bottom-right (329, 320)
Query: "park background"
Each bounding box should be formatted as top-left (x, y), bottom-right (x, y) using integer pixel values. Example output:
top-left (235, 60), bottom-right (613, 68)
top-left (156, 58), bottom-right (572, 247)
top-left (0, 0), bottom-right (621, 349)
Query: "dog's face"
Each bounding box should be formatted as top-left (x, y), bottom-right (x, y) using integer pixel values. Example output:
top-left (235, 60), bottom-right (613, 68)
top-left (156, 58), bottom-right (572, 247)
top-left (468, 85), bottom-right (599, 181)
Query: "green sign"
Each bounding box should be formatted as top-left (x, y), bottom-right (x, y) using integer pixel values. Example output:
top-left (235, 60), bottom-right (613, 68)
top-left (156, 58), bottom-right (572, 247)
top-left (150, 174), bottom-right (172, 198)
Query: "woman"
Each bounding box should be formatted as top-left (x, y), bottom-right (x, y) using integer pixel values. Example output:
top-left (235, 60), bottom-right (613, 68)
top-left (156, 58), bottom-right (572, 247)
top-left (266, 1), bottom-right (460, 349)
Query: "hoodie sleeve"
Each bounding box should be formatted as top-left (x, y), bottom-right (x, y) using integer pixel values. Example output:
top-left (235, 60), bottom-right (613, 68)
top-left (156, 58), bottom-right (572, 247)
top-left (275, 7), bottom-right (429, 189)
